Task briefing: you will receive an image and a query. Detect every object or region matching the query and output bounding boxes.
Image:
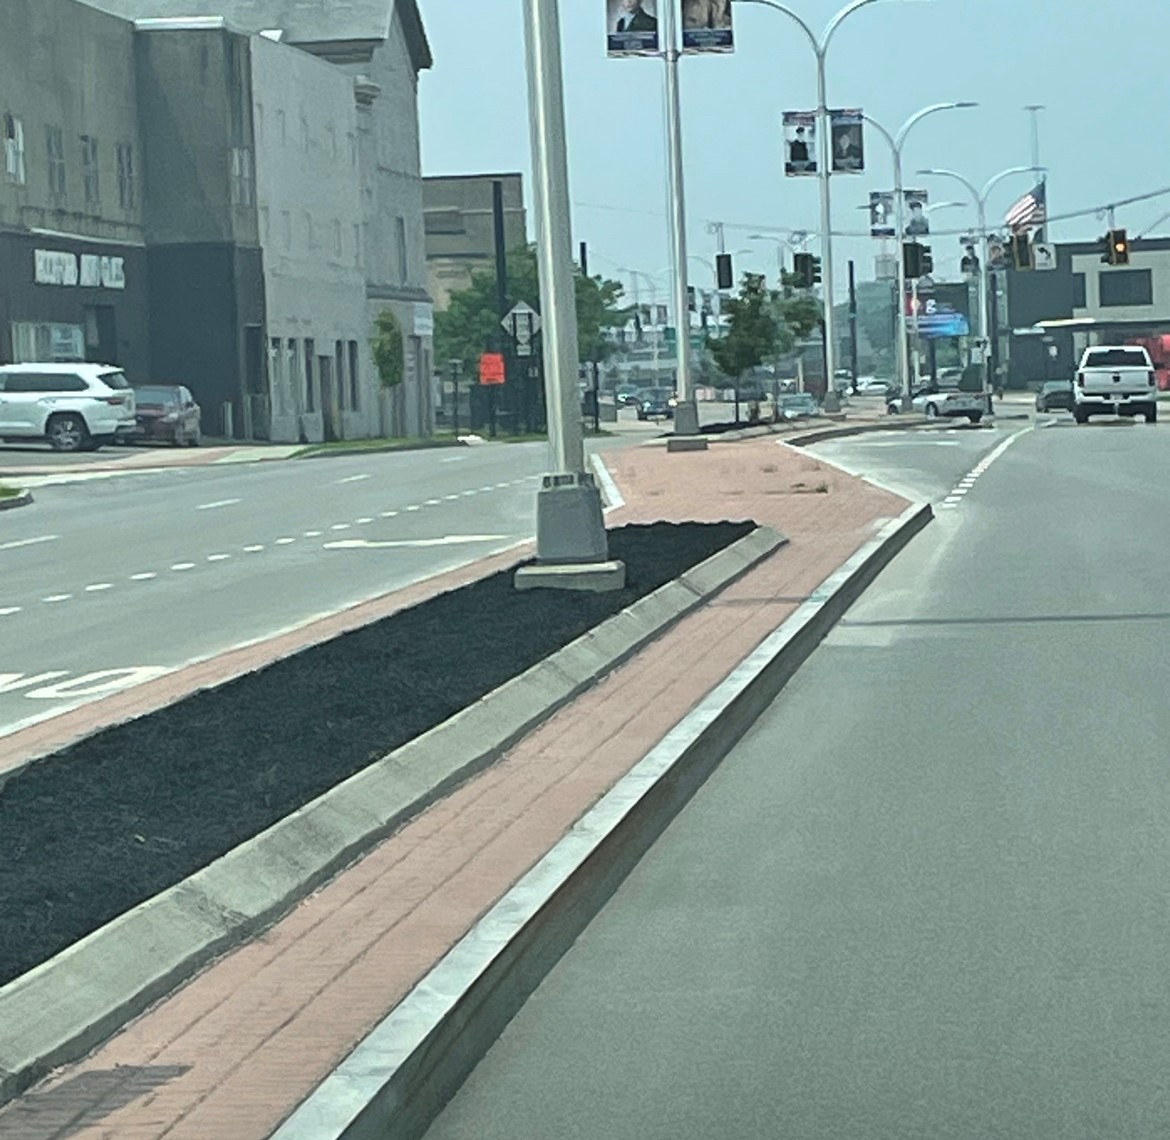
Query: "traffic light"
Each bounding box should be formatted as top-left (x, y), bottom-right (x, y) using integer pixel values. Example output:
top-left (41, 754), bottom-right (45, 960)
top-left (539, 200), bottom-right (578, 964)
top-left (793, 252), bottom-right (814, 288)
top-left (1010, 232), bottom-right (1032, 270)
top-left (921, 246), bottom-right (934, 276)
top-left (1109, 228), bottom-right (1130, 265)
top-left (810, 255), bottom-right (822, 286)
top-left (687, 285), bottom-right (697, 312)
top-left (902, 241), bottom-right (924, 279)
top-left (715, 252), bottom-right (734, 290)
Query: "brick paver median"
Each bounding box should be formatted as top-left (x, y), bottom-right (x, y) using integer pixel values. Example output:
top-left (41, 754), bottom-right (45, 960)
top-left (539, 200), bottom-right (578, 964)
top-left (0, 439), bottom-right (908, 1140)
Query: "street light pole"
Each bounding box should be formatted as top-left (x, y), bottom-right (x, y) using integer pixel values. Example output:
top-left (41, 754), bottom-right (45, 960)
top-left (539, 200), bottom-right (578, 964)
top-left (660, 0), bottom-right (701, 439)
top-left (862, 102), bottom-right (977, 410)
top-left (919, 165), bottom-right (1033, 413)
top-left (736, 0), bottom-right (914, 411)
top-left (518, 0), bottom-right (619, 587)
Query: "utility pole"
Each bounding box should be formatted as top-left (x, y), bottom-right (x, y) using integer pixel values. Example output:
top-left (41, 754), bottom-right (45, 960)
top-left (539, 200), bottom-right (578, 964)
top-left (1025, 104), bottom-right (1046, 241)
top-left (847, 259), bottom-right (859, 395)
top-left (491, 178), bottom-right (508, 439)
top-left (515, 0), bottom-right (619, 590)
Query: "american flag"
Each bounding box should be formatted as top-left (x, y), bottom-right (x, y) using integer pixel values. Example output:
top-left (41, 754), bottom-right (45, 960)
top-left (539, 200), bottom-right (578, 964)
top-left (1005, 180), bottom-right (1047, 232)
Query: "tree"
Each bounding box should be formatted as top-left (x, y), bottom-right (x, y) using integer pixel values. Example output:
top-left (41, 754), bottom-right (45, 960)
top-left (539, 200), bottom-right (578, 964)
top-left (709, 273), bottom-right (782, 420)
top-left (434, 244), bottom-right (627, 377)
top-left (372, 308), bottom-right (404, 389)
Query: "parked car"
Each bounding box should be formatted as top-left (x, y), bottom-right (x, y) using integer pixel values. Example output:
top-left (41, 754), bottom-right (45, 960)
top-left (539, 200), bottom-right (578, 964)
top-left (635, 387), bottom-right (677, 420)
top-left (0, 362), bottom-right (136, 452)
top-left (888, 383), bottom-right (983, 423)
top-left (614, 383), bottom-right (641, 406)
top-left (132, 385), bottom-right (203, 446)
top-left (778, 392), bottom-right (822, 420)
top-left (1035, 379), bottom-right (1074, 413)
top-left (855, 376), bottom-right (894, 396)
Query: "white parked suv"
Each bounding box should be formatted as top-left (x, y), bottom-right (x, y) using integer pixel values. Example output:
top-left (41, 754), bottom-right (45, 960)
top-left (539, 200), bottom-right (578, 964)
top-left (0, 363), bottom-right (137, 452)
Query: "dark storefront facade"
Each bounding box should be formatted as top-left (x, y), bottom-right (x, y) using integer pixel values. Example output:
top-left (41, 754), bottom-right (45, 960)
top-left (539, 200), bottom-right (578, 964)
top-left (0, 231), bottom-right (150, 380)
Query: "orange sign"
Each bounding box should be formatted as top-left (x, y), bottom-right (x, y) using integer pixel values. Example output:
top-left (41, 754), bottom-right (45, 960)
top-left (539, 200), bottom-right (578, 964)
top-left (479, 352), bottom-right (506, 386)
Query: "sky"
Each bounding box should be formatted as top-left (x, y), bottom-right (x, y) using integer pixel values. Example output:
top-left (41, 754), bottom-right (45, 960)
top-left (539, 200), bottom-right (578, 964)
top-left (417, 0), bottom-right (1170, 305)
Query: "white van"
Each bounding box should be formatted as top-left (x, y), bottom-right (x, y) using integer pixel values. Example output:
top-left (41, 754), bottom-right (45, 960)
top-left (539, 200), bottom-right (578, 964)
top-left (0, 363), bottom-right (137, 451)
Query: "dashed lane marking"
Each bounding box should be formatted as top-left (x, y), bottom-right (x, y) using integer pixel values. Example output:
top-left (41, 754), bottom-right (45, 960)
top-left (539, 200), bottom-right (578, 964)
top-left (0, 535), bottom-right (58, 552)
top-left (336, 474), bottom-right (371, 484)
top-left (85, 583), bottom-right (114, 592)
top-left (130, 572), bottom-right (157, 581)
top-left (196, 498), bottom-right (241, 511)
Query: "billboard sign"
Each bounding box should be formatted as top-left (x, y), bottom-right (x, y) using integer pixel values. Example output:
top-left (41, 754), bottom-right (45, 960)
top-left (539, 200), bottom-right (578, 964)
top-left (906, 283), bottom-right (971, 339)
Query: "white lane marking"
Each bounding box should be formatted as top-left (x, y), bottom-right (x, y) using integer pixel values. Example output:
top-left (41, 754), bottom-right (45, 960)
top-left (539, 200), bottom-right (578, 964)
top-left (130, 572), bottom-right (157, 581)
top-left (23, 667), bottom-right (170, 700)
top-left (480, 485), bottom-right (495, 492)
top-left (324, 535), bottom-right (510, 551)
top-left (495, 482), bottom-right (510, 489)
top-left (196, 498), bottom-right (242, 511)
top-left (304, 530), bottom-right (323, 538)
top-left (0, 671), bottom-right (69, 693)
top-left (461, 490), bottom-right (477, 497)
top-left (43, 594), bottom-right (72, 604)
top-left (424, 499), bottom-right (442, 506)
top-left (0, 534), bottom-right (58, 552)
top-left (440, 456), bottom-right (466, 463)
top-left (356, 517), bottom-right (374, 525)
top-left (243, 545), bottom-right (265, 553)
top-left (0, 607), bottom-right (21, 616)
top-left (85, 583), bottom-right (114, 592)
top-left (443, 494), bottom-right (460, 501)
top-left (171, 562), bottom-right (196, 571)
top-left (380, 511), bottom-right (398, 518)
top-left (336, 474), bottom-right (371, 484)
top-left (331, 523), bottom-right (352, 531)
top-left (276, 537), bottom-right (297, 545)
top-left (940, 426), bottom-right (1033, 506)
top-left (207, 554), bottom-right (232, 562)
top-left (406, 505), bottom-right (421, 512)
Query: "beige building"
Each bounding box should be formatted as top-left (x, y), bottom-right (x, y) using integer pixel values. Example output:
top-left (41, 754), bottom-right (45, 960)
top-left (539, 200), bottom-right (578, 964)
top-left (423, 173), bottom-right (526, 310)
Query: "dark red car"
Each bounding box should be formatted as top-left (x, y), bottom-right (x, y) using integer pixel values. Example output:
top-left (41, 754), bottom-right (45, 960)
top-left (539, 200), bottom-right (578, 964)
top-left (132, 385), bottom-right (202, 446)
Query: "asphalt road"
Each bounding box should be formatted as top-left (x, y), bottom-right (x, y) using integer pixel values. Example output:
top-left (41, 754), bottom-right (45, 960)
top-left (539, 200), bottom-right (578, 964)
top-left (424, 417), bottom-right (1170, 1140)
top-left (0, 443), bottom-right (570, 737)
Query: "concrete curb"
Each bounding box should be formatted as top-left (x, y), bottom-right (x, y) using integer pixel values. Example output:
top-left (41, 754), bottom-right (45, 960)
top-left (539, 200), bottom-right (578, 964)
top-left (266, 499), bottom-right (934, 1140)
top-left (294, 440), bottom-right (470, 460)
top-left (785, 420), bottom-right (962, 447)
top-left (0, 525), bottom-right (787, 1107)
top-left (0, 490), bottom-right (32, 511)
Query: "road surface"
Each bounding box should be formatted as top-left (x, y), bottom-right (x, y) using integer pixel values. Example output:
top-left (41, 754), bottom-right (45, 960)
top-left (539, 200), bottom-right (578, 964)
top-left (0, 443), bottom-right (562, 736)
top-left (425, 417), bottom-right (1170, 1139)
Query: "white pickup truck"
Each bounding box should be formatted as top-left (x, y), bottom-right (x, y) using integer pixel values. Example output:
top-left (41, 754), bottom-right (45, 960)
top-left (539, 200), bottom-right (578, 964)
top-left (1073, 345), bottom-right (1158, 424)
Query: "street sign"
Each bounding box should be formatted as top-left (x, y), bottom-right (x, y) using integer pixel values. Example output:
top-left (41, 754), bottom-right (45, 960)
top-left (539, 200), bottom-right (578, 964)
top-left (502, 302), bottom-right (541, 358)
top-left (478, 352), bottom-right (506, 386)
top-left (1032, 242), bottom-right (1057, 271)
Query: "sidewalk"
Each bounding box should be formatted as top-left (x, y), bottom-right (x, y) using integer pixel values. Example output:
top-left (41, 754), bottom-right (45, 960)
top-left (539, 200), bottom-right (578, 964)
top-left (0, 439), bottom-right (908, 1140)
top-left (0, 444), bottom-right (303, 482)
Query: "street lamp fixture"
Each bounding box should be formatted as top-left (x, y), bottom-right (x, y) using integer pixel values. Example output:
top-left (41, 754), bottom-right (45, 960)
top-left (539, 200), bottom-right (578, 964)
top-left (917, 165), bottom-right (1035, 412)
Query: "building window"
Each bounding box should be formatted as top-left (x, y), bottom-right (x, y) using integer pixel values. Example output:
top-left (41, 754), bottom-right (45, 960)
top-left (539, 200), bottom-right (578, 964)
top-left (116, 143), bottom-right (135, 210)
top-left (46, 125), bottom-right (66, 199)
top-left (305, 213), bottom-right (316, 251)
top-left (304, 339), bottom-right (316, 411)
top-left (348, 340), bottom-right (360, 412)
top-left (1099, 268), bottom-right (1153, 308)
top-left (1072, 272), bottom-right (1086, 309)
top-left (281, 210), bottom-right (292, 250)
top-left (300, 116), bottom-right (310, 153)
top-left (285, 339), bottom-right (299, 410)
top-left (231, 147), bottom-right (253, 207)
top-left (269, 336), bottom-right (283, 413)
top-left (395, 216), bottom-right (408, 285)
top-left (332, 219), bottom-right (342, 259)
top-left (4, 113), bottom-right (26, 184)
top-left (276, 109), bottom-right (286, 145)
top-left (80, 135), bottom-right (99, 205)
top-left (348, 131), bottom-right (357, 166)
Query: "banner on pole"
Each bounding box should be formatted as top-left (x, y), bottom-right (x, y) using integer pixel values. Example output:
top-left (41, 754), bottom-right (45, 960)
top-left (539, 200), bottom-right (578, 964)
top-left (681, 0), bottom-right (734, 53)
top-left (783, 111), bottom-right (817, 177)
top-left (607, 0), bottom-right (660, 57)
top-left (869, 190), bottom-right (895, 238)
top-left (830, 109), bottom-right (864, 174)
top-left (903, 189), bottom-right (930, 237)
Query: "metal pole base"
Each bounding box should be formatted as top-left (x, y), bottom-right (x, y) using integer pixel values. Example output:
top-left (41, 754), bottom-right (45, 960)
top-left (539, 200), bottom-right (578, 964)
top-left (823, 390), bottom-right (842, 413)
top-left (673, 399), bottom-right (700, 436)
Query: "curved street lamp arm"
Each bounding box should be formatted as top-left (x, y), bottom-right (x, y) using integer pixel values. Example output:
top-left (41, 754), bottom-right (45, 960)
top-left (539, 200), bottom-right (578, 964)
top-left (731, 0), bottom-right (819, 54)
top-left (918, 167), bottom-right (981, 206)
top-left (895, 101), bottom-right (977, 149)
top-left (861, 113), bottom-right (896, 154)
top-left (823, 0), bottom-right (886, 52)
top-left (981, 165), bottom-right (1036, 203)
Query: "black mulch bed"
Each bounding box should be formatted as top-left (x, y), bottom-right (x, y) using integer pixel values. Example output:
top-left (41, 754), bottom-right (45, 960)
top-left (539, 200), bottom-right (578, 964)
top-left (0, 521), bottom-right (754, 988)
